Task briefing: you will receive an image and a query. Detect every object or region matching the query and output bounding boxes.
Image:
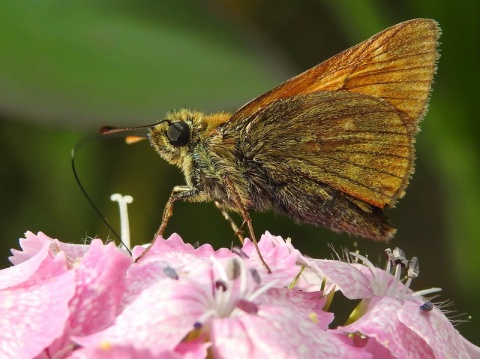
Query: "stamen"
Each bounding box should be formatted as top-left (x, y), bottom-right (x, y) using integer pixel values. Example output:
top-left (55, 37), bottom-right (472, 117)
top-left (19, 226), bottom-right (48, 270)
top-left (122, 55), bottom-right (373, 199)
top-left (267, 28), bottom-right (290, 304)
top-left (288, 265), bottom-right (305, 289)
top-left (407, 257), bottom-right (420, 279)
top-left (195, 308), bottom-right (217, 326)
top-left (203, 256), bottom-right (279, 322)
top-left (386, 263), bottom-right (403, 297)
top-left (237, 257), bottom-right (248, 295)
top-left (309, 312), bottom-right (319, 324)
top-left (384, 249), bottom-right (392, 273)
top-left (349, 251), bottom-right (380, 287)
top-left (232, 247), bottom-right (249, 259)
top-left (225, 258), bottom-right (241, 281)
top-left (411, 287), bottom-right (442, 297)
top-left (391, 247), bottom-right (409, 267)
top-left (236, 299), bottom-right (258, 314)
top-left (110, 193), bottom-right (133, 250)
top-left (99, 341), bottom-right (112, 350)
top-left (401, 257), bottom-right (420, 295)
top-left (163, 266), bottom-right (179, 280)
top-left (211, 256), bottom-right (228, 283)
top-left (248, 278), bottom-right (279, 301)
top-left (250, 268), bottom-right (261, 285)
top-left (215, 280), bottom-right (228, 292)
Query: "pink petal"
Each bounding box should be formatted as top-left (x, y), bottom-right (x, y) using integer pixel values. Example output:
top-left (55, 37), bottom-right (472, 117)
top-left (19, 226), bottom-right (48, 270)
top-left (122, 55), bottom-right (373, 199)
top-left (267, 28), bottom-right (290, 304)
top-left (10, 231), bottom-right (91, 266)
top-left (53, 240), bottom-right (92, 264)
top-left (210, 306), bottom-right (370, 359)
top-left (68, 239), bottom-right (132, 335)
top-left (8, 231), bottom-right (50, 265)
top-left (70, 322), bottom-right (209, 359)
top-left (259, 288), bottom-right (334, 330)
top-left (0, 253), bottom-right (75, 359)
top-left (68, 345), bottom-right (163, 359)
top-left (334, 333), bottom-right (397, 359)
top-left (334, 297), bottom-right (435, 358)
top-left (1, 233), bottom-right (51, 288)
top-left (241, 233), bottom-right (299, 285)
top-left (131, 233), bottom-right (234, 261)
top-left (399, 300), bottom-right (480, 359)
top-left (73, 277), bottom-right (208, 355)
top-left (68, 339), bottom-right (209, 359)
top-left (306, 259), bottom-right (373, 299)
top-left (462, 336), bottom-right (480, 358)
top-left (120, 255), bottom-right (180, 309)
top-left (124, 238), bottom-right (228, 307)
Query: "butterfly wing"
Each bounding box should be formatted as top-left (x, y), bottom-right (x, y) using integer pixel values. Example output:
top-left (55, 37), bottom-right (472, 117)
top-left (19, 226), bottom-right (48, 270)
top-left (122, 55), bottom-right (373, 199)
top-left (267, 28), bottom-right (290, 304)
top-left (237, 91), bottom-right (410, 209)
top-left (228, 18), bottom-right (440, 208)
top-left (232, 19), bottom-right (440, 126)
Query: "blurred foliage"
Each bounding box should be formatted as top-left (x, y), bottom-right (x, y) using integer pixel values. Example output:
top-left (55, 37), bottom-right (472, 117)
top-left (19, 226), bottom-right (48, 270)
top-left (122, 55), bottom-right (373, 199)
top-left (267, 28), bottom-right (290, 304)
top-left (1, 0), bottom-right (479, 344)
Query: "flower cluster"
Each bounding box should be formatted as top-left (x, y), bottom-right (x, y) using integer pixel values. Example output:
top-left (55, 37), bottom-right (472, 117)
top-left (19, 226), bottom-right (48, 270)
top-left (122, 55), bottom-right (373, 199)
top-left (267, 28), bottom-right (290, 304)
top-left (1, 230), bottom-right (479, 359)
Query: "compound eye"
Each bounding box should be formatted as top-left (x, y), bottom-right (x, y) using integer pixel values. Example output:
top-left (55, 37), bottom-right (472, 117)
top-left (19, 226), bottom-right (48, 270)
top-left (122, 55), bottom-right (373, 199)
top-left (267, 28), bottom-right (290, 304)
top-left (166, 121), bottom-right (190, 147)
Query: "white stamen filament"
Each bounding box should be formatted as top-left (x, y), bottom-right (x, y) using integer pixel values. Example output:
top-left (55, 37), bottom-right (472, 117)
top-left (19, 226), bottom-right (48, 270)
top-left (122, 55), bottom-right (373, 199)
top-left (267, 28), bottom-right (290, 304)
top-left (398, 276), bottom-right (414, 297)
top-left (349, 251), bottom-right (382, 292)
top-left (412, 288), bottom-right (442, 297)
top-left (239, 259), bottom-right (247, 295)
top-left (248, 279), bottom-right (279, 301)
top-left (202, 256), bottom-right (279, 322)
top-left (350, 251), bottom-right (442, 301)
top-left (210, 256), bottom-right (236, 317)
top-left (386, 264), bottom-right (403, 297)
top-left (110, 193), bottom-right (133, 250)
top-left (385, 258), bottom-right (392, 273)
top-left (211, 256), bottom-right (228, 283)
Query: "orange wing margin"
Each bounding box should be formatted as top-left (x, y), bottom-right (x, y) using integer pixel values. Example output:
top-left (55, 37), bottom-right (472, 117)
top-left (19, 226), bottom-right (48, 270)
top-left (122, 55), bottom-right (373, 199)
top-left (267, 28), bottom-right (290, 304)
top-left (230, 18), bottom-right (440, 131)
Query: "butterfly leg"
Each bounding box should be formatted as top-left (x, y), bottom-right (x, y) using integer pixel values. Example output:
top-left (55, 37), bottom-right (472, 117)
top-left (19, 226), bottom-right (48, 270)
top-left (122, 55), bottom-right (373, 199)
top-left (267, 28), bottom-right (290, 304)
top-left (224, 177), bottom-right (271, 274)
top-left (214, 201), bottom-right (245, 244)
top-left (135, 185), bottom-right (199, 262)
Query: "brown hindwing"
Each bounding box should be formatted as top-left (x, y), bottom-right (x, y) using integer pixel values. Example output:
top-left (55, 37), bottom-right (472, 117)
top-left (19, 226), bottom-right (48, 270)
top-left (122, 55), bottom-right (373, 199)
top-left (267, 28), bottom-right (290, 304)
top-left (229, 18), bottom-right (440, 207)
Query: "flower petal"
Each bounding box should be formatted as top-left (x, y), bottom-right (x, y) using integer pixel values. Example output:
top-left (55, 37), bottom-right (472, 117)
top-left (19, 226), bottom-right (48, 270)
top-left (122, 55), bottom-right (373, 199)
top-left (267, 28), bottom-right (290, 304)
top-left (68, 339), bottom-right (209, 359)
top-left (211, 306), bottom-right (370, 359)
top-left (73, 276), bottom-right (207, 355)
top-left (0, 252), bottom-right (75, 359)
top-left (258, 288), bottom-right (334, 330)
top-left (304, 259), bottom-right (374, 299)
top-left (399, 300), bottom-right (480, 359)
top-left (333, 296), bottom-right (435, 358)
top-left (1, 232), bottom-right (51, 288)
top-left (241, 232), bottom-right (299, 285)
top-left (132, 233), bottom-right (234, 262)
top-left (68, 239), bottom-right (132, 335)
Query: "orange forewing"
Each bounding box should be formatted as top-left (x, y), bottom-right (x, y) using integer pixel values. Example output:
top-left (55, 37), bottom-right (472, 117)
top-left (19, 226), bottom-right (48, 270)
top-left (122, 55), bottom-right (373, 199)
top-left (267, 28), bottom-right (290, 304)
top-left (232, 19), bottom-right (440, 125)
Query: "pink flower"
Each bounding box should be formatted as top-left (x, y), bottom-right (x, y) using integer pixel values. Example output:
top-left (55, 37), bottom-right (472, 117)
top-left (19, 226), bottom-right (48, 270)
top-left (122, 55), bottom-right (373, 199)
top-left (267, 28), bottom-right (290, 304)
top-left (1, 231), bottom-right (479, 359)
top-left (315, 249), bottom-right (480, 359)
top-left (1, 231), bottom-right (132, 359)
top-left (75, 233), bottom-right (362, 358)
top-left (1, 233), bottom-right (75, 359)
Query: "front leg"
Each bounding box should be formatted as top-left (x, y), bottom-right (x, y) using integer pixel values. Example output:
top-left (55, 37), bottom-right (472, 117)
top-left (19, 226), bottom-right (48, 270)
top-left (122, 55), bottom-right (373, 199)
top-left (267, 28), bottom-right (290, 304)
top-left (135, 185), bottom-right (201, 262)
top-left (155, 185), bottom-right (201, 238)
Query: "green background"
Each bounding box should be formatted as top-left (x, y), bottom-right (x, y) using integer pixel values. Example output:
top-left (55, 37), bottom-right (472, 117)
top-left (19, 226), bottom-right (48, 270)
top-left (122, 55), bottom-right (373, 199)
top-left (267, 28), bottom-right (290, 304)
top-left (1, 0), bottom-right (478, 345)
